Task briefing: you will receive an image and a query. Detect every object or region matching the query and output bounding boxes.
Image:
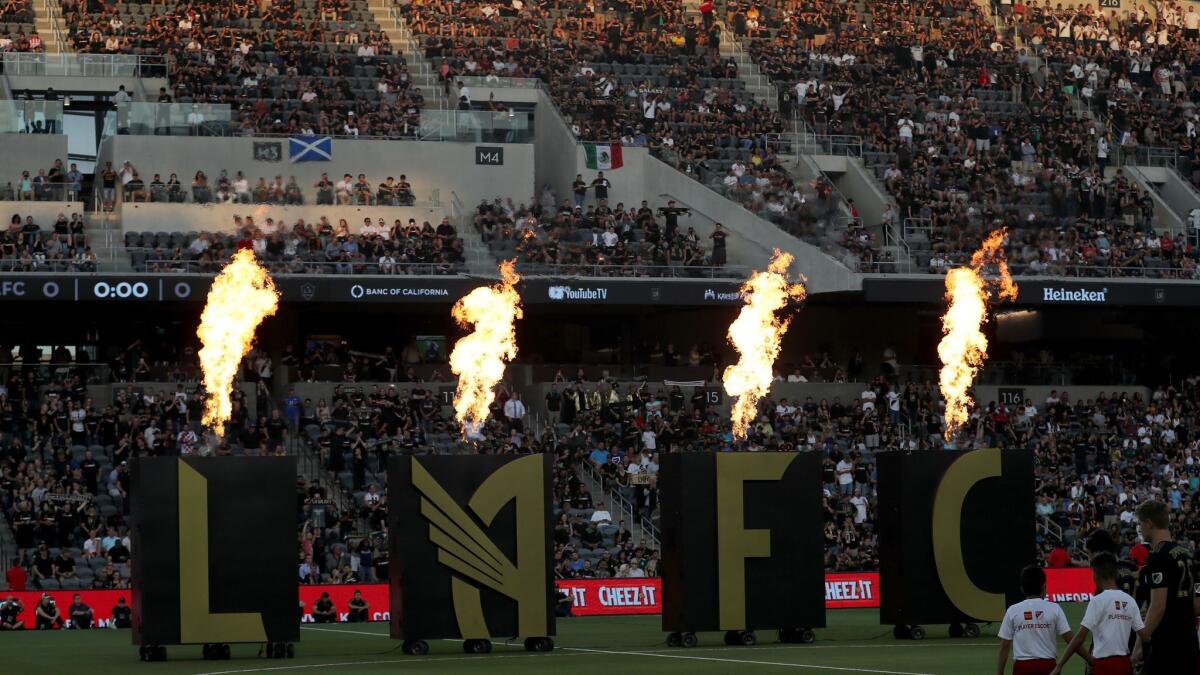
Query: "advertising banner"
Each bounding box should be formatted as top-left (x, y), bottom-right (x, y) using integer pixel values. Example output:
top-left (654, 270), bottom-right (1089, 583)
top-left (0, 569), bottom-right (1099, 629)
top-left (0, 275), bottom-right (747, 306)
top-left (863, 277), bottom-right (1196, 307)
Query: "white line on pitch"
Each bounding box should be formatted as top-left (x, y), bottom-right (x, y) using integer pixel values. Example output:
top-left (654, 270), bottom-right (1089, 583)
top-left (301, 625), bottom-right (991, 653)
top-left (562, 646), bottom-right (938, 675)
top-left (195, 652), bottom-right (584, 675)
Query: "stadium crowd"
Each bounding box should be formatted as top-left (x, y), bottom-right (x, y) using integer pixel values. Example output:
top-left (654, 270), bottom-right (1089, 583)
top-left (0, 211), bottom-right (96, 273)
top-left (3, 336), bottom-right (1200, 588)
top-left (61, 0), bottom-right (426, 137)
top-left (130, 213), bottom-right (465, 275)
top-left (472, 187), bottom-right (728, 276)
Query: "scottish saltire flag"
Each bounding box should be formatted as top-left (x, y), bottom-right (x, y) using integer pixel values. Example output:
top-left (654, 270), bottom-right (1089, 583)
top-left (289, 135), bottom-right (333, 162)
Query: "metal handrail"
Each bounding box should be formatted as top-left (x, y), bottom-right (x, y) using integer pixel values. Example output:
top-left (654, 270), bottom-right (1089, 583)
top-left (139, 258), bottom-right (462, 275)
top-left (1039, 514), bottom-right (1064, 545)
top-left (580, 459), bottom-right (660, 548)
top-left (869, 262), bottom-right (1200, 279)
top-left (510, 262), bottom-right (748, 279)
top-left (0, 52), bottom-right (170, 78)
top-left (40, 0), bottom-right (66, 52)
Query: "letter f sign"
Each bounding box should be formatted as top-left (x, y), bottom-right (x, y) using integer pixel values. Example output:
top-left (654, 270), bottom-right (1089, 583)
top-left (714, 453), bottom-right (797, 630)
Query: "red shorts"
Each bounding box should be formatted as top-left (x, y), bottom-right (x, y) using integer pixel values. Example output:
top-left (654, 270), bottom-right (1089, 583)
top-left (1091, 656), bottom-right (1132, 675)
top-left (1013, 658), bottom-right (1056, 675)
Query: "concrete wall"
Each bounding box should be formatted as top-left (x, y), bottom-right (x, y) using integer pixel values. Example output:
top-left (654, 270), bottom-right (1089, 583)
top-left (120, 202), bottom-right (447, 235)
top-left (0, 133), bottom-right (70, 189)
top-left (641, 154), bottom-right (860, 292)
top-left (1154, 167), bottom-right (1200, 232)
top-left (533, 88), bottom-right (583, 202)
top-left (834, 157), bottom-right (893, 229)
top-left (0, 200), bottom-right (87, 225)
top-left (1123, 166), bottom-right (1185, 234)
top-left (98, 136), bottom-right (535, 211)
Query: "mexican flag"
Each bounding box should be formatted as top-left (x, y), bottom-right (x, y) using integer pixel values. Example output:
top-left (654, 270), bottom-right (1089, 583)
top-left (584, 143), bottom-right (623, 170)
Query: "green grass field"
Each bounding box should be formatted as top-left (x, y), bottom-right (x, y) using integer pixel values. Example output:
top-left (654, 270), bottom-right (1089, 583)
top-left (0, 607), bottom-right (1096, 675)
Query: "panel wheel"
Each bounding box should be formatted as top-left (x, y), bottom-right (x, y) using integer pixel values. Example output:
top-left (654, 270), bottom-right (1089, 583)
top-left (963, 623), bottom-right (980, 638)
top-left (403, 640), bottom-right (429, 656)
top-left (740, 631), bottom-right (757, 646)
top-left (798, 628), bottom-right (815, 644)
top-left (723, 630), bottom-right (739, 646)
top-left (892, 625), bottom-right (910, 640)
top-left (909, 625), bottom-right (926, 641)
top-left (523, 637), bottom-right (554, 652)
top-left (949, 623), bottom-right (964, 638)
top-left (285, 643), bottom-right (295, 659)
top-left (681, 632), bottom-right (698, 648)
top-left (464, 639), bottom-right (492, 654)
top-left (666, 632), bottom-right (682, 647)
top-left (219, 644), bottom-right (231, 660)
top-left (203, 644), bottom-right (213, 660)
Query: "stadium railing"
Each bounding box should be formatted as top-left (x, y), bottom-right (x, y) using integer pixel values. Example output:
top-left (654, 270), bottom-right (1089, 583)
top-left (511, 263), bottom-right (749, 279)
top-left (1, 52), bottom-right (169, 78)
top-left (140, 260), bottom-right (461, 275)
top-left (249, 109), bottom-right (535, 144)
top-left (579, 458), bottom-right (661, 548)
top-left (0, 99), bottom-right (62, 134)
top-left (112, 102), bottom-right (233, 138)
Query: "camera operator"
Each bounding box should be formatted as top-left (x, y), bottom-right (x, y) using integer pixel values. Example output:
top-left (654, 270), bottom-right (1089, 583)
top-left (656, 200), bottom-right (690, 241)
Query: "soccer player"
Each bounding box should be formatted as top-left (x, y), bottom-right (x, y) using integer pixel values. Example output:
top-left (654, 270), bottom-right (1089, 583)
top-left (1134, 500), bottom-right (1200, 674)
top-left (1052, 553), bottom-right (1149, 675)
top-left (998, 566), bottom-right (1080, 675)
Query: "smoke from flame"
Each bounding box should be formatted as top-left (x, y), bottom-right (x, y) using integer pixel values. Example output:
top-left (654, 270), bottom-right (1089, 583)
top-left (938, 228), bottom-right (1018, 442)
top-left (198, 249), bottom-right (279, 437)
top-left (448, 260), bottom-right (523, 437)
top-left (722, 249), bottom-right (807, 440)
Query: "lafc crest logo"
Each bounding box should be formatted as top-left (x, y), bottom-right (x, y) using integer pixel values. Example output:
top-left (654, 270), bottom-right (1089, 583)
top-left (410, 455), bottom-right (548, 639)
top-left (1152, 572), bottom-right (1164, 584)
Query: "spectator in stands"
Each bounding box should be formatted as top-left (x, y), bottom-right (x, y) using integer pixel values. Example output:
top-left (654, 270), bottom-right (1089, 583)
top-left (5, 558), bottom-right (25, 591)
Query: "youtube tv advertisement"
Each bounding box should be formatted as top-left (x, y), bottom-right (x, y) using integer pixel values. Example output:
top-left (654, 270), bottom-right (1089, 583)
top-left (0, 569), bottom-right (1093, 628)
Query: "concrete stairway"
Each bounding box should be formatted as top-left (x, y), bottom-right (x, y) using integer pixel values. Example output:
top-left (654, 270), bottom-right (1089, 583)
top-left (86, 211), bottom-right (132, 272)
top-left (365, 0), bottom-right (453, 111)
top-left (34, 0), bottom-right (67, 53)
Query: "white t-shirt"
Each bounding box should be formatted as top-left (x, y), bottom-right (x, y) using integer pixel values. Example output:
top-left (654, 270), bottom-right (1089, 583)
top-left (998, 598), bottom-right (1070, 660)
top-left (849, 495), bottom-right (867, 524)
top-left (1081, 589), bottom-right (1143, 658)
top-left (836, 459), bottom-right (854, 485)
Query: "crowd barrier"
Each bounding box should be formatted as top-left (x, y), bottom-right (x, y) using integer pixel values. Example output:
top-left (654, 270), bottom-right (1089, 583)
top-left (1, 569), bottom-right (1095, 629)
